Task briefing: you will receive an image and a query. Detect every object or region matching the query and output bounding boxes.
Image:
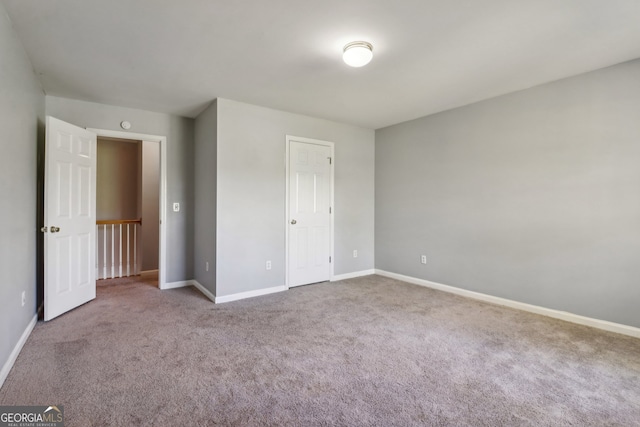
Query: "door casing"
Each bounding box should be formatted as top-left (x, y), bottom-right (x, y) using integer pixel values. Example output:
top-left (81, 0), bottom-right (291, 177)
top-left (88, 128), bottom-right (168, 289)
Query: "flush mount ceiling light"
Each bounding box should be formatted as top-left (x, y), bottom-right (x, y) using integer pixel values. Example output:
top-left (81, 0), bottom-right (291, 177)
top-left (343, 41), bottom-right (373, 67)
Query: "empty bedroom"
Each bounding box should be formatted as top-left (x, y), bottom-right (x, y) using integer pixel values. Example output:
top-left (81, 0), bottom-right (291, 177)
top-left (1, 0), bottom-right (639, 425)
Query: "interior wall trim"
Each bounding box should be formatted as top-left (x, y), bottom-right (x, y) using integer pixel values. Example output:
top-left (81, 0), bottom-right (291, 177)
top-left (162, 280), bottom-right (192, 290)
top-left (215, 285), bottom-right (287, 304)
top-left (88, 128), bottom-right (168, 290)
top-left (332, 269), bottom-right (376, 281)
top-left (191, 280), bottom-right (216, 303)
top-left (1, 314), bottom-right (37, 389)
top-left (375, 269), bottom-right (640, 339)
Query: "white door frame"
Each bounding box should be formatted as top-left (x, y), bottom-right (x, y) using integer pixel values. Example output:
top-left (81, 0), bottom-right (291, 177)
top-left (87, 128), bottom-right (168, 289)
top-left (285, 135), bottom-right (335, 289)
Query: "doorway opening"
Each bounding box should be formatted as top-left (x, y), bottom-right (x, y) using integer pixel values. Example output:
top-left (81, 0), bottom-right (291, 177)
top-left (96, 137), bottom-right (160, 287)
top-left (89, 127), bottom-right (168, 289)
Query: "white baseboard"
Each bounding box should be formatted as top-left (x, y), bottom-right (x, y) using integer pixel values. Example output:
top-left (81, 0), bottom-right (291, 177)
top-left (191, 280), bottom-right (216, 303)
top-left (174, 280), bottom-right (286, 305)
top-left (140, 269), bottom-right (159, 277)
top-left (161, 280), bottom-right (192, 290)
top-left (375, 269), bottom-right (640, 339)
top-left (331, 269), bottom-right (376, 281)
top-left (1, 314), bottom-right (37, 389)
top-left (215, 285), bottom-right (287, 304)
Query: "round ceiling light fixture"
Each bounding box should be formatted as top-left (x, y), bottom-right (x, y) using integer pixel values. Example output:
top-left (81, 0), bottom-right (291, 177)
top-left (343, 41), bottom-right (373, 67)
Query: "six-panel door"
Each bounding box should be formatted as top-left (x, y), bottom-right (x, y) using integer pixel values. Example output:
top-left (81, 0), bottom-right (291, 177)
top-left (288, 140), bottom-right (332, 287)
top-left (44, 116), bottom-right (97, 321)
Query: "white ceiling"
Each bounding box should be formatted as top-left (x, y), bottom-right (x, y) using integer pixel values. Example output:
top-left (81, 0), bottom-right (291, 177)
top-left (4, 0), bottom-right (640, 129)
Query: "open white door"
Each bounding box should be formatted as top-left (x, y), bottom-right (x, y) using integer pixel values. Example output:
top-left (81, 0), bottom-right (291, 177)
top-left (44, 116), bottom-right (97, 321)
top-left (287, 137), bottom-right (333, 287)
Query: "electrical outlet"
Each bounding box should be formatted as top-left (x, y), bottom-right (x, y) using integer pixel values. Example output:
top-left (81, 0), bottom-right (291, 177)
top-left (421, 255), bottom-right (427, 264)
top-left (266, 260), bottom-right (272, 270)
top-left (205, 262), bottom-right (209, 272)
top-left (173, 202), bottom-right (180, 212)
top-left (21, 291), bottom-right (25, 307)
top-left (353, 250), bottom-right (358, 258)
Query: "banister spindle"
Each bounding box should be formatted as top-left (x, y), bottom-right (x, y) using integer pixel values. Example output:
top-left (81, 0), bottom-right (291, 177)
top-left (126, 223), bottom-right (131, 277)
top-left (111, 224), bottom-right (115, 278)
top-left (102, 224), bottom-right (107, 279)
top-left (95, 219), bottom-right (142, 280)
top-left (119, 224), bottom-right (123, 278)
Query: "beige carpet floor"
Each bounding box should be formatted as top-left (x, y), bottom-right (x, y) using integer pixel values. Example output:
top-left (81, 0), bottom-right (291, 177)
top-left (1, 275), bottom-right (639, 426)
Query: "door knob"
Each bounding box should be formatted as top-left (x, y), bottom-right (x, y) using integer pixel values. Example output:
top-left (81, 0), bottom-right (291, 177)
top-left (40, 226), bottom-right (48, 233)
top-left (51, 226), bottom-right (60, 233)
top-left (290, 219), bottom-right (297, 225)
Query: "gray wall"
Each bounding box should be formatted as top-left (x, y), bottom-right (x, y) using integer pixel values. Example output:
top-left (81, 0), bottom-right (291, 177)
top-left (216, 98), bottom-right (375, 297)
top-left (194, 100), bottom-right (217, 295)
top-left (0, 6), bottom-right (45, 378)
top-left (141, 140), bottom-right (160, 271)
top-left (46, 96), bottom-right (194, 283)
top-left (96, 138), bottom-right (140, 221)
top-left (376, 59), bottom-right (640, 328)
